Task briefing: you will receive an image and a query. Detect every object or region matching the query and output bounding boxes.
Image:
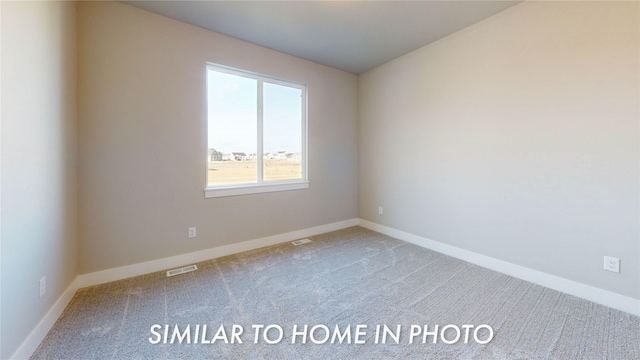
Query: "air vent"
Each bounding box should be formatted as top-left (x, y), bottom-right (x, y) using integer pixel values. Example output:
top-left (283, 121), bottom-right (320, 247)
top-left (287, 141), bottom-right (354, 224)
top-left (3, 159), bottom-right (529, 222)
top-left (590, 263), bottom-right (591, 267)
top-left (292, 238), bottom-right (312, 246)
top-left (166, 264), bottom-right (198, 277)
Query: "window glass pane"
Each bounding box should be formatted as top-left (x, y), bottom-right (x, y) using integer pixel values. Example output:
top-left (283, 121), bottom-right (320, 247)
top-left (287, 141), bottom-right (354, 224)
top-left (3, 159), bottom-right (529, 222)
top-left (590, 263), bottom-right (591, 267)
top-left (207, 70), bottom-right (257, 185)
top-left (263, 82), bottom-right (302, 181)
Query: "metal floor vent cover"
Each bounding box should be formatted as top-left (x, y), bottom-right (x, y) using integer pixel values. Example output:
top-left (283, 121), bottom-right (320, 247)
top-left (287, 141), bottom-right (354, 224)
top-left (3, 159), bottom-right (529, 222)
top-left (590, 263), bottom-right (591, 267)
top-left (166, 264), bottom-right (198, 277)
top-left (292, 238), bottom-right (312, 246)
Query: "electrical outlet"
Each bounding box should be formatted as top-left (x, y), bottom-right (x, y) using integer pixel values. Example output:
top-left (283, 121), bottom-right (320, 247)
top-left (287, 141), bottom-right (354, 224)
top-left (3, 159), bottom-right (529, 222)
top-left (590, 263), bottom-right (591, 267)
top-left (378, 206), bottom-right (383, 215)
top-left (188, 227), bottom-right (196, 238)
top-left (603, 256), bottom-right (620, 273)
top-left (39, 277), bottom-right (46, 297)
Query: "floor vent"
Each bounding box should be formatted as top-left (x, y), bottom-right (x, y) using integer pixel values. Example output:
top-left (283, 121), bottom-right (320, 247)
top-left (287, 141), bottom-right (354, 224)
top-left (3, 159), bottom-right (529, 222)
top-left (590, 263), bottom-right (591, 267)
top-left (166, 264), bottom-right (198, 277)
top-left (292, 238), bottom-right (312, 246)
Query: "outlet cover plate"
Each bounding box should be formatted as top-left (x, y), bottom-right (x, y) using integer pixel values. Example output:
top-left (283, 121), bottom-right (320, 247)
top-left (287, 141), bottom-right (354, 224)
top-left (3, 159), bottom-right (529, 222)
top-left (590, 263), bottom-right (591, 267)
top-left (39, 277), bottom-right (46, 297)
top-left (603, 256), bottom-right (620, 273)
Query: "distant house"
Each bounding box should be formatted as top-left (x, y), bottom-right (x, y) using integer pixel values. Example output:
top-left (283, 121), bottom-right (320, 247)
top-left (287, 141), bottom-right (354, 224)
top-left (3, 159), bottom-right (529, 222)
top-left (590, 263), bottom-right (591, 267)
top-left (232, 152), bottom-right (247, 161)
top-left (208, 148), bottom-right (223, 161)
top-left (222, 152), bottom-right (234, 161)
top-left (286, 153), bottom-right (301, 162)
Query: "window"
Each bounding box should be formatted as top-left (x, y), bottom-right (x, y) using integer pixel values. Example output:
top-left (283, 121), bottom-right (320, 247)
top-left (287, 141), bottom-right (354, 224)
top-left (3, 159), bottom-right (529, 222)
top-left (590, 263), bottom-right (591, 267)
top-left (205, 64), bottom-right (308, 198)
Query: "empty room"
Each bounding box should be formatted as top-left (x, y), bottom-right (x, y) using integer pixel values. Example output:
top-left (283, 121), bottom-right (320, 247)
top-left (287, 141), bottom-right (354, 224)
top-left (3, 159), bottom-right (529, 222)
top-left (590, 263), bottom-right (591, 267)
top-left (1, 0), bottom-right (639, 359)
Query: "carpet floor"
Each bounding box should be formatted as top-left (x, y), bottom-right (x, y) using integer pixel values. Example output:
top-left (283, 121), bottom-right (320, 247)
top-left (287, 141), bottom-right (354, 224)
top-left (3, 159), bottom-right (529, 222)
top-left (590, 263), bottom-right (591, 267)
top-left (32, 226), bottom-right (639, 359)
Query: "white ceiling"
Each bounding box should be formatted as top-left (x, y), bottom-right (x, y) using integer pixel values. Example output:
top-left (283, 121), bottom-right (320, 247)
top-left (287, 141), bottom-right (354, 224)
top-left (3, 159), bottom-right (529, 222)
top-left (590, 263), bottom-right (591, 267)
top-left (122, 1), bottom-right (521, 74)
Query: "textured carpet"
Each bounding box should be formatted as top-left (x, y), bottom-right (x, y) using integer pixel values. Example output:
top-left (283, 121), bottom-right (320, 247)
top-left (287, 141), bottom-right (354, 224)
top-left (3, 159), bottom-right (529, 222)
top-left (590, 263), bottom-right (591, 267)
top-left (32, 227), bottom-right (639, 359)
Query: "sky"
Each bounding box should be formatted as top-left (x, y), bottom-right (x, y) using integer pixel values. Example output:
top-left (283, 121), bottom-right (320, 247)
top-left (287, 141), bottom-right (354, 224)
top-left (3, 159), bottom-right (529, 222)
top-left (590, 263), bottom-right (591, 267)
top-left (207, 69), bottom-right (302, 154)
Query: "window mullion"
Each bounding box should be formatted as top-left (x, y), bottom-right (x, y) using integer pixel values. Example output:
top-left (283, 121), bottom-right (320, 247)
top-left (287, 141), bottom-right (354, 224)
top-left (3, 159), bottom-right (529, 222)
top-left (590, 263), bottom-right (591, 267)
top-left (257, 78), bottom-right (264, 184)
top-left (301, 87), bottom-right (307, 181)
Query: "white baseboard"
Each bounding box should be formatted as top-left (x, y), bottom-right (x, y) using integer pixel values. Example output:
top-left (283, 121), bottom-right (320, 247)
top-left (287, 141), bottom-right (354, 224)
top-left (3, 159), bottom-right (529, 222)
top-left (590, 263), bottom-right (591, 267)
top-left (13, 217), bottom-right (637, 360)
top-left (358, 218), bottom-right (640, 317)
top-left (11, 218), bottom-right (358, 360)
top-left (10, 277), bottom-right (82, 360)
top-left (77, 218), bottom-right (359, 288)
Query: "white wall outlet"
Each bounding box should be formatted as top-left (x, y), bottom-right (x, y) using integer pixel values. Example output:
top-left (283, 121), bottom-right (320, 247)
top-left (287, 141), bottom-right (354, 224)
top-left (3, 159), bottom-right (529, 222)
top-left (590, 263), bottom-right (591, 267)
top-left (603, 256), bottom-right (620, 273)
top-left (378, 206), bottom-right (383, 215)
top-left (39, 277), bottom-right (46, 297)
top-left (188, 227), bottom-right (196, 238)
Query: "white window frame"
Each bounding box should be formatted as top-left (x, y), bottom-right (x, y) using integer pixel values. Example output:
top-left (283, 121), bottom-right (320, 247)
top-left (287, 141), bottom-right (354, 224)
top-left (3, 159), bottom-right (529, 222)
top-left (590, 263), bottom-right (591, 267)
top-left (205, 63), bottom-right (309, 198)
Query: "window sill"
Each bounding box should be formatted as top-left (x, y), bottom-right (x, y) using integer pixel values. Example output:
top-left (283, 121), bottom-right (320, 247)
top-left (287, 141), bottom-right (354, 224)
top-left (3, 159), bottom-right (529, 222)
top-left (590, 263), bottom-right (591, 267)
top-left (204, 181), bottom-right (309, 198)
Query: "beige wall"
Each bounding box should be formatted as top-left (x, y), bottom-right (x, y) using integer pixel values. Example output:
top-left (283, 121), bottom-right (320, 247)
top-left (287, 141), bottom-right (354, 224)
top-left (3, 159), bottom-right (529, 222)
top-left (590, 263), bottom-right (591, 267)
top-left (77, 1), bottom-right (359, 273)
top-left (359, 1), bottom-right (639, 299)
top-left (1, 1), bottom-right (78, 357)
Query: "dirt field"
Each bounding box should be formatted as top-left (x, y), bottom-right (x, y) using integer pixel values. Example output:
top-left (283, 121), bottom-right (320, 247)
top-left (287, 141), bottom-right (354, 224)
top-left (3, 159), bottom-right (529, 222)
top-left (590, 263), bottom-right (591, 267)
top-left (208, 159), bottom-right (301, 184)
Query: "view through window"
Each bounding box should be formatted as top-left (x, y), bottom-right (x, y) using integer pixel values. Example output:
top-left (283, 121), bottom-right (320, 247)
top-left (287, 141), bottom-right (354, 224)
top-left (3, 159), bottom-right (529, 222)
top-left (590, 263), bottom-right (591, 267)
top-left (206, 64), bottom-right (307, 195)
